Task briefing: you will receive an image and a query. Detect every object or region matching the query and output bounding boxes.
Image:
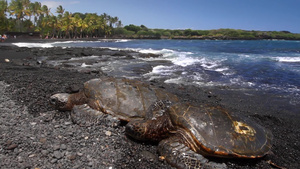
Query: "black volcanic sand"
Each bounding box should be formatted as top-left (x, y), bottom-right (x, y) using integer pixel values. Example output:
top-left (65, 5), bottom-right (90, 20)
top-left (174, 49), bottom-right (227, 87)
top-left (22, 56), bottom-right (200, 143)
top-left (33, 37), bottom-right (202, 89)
top-left (0, 45), bottom-right (299, 169)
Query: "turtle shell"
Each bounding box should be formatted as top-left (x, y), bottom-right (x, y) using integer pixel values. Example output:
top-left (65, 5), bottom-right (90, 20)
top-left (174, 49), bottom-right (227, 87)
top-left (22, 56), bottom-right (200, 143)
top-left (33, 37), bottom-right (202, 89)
top-left (168, 103), bottom-right (273, 158)
top-left (83, 77), bottom-right (179, 121)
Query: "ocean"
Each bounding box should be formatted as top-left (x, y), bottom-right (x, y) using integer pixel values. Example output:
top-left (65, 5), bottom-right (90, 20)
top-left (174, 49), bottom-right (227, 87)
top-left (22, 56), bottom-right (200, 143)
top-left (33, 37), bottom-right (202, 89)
top-left (13, 39), bottom-right (300, 106)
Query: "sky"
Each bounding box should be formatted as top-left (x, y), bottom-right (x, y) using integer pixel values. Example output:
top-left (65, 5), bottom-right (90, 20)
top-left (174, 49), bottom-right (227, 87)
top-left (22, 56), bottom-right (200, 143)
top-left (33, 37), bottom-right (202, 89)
top-left (8, 0), bottom-right (300, 33)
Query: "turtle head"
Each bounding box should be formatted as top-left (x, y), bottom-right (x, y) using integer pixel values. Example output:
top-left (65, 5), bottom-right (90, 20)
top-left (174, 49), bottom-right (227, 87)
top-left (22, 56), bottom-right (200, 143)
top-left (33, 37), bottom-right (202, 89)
top-left (50, 93), bottom-right (73, 111)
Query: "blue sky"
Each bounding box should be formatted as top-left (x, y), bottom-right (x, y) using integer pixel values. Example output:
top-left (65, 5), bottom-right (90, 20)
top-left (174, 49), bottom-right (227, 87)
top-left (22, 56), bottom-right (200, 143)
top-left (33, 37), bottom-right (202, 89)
top-left (15, 0), bottom-right (300, 33)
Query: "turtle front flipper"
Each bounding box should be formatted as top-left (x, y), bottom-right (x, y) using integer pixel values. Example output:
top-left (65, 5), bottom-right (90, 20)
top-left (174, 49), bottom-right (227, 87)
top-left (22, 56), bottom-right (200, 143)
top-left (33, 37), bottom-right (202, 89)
top-left (158, 136), bottom-right (227, 169)
top-left (71, 104), bottom-right (108, 126)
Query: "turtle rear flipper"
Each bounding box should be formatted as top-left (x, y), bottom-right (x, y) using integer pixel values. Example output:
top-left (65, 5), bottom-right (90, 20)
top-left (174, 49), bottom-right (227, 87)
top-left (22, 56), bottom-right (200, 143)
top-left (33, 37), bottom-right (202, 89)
top-left (71, 104), bottom-right (107, 126)
top-left (158, 136), bottom-right (227, 169)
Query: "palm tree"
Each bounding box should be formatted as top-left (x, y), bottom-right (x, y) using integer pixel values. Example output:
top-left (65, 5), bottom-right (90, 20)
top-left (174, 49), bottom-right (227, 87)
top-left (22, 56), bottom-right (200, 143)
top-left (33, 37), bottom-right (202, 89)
top-left (49, 15), bottom-right (58, 38)
top-left (0, 0), bottom-right (8, 33)
top-left (56, 5), bottom-right (64, 16)
top-left (0, 0), bottom-right (8, 17)
top-left (54, 5), bottom-right (64, 38)
top-left (9, 0), bottom-right (24, 31)
top-left (111, 16), bottom-right (119, 28)
top-left (116, 20), bottom-right (122, 28)
top-left (22, 0), bottom-right (31, 20)
top-left (41, 5), bottom-right (51, 17)
top-left (62, 11), bottom-right (73, 38)
top-left (30, 1), bottom-right (41, 27)
top-left (84, 13), bottom-right (96, 37)
top-left (73, 13), bottom-right (84, 38)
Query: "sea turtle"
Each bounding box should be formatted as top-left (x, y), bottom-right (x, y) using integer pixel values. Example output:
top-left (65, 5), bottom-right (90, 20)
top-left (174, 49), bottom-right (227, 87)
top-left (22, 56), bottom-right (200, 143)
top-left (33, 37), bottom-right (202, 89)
top-left (126, 101), bottom-right (273, 169)
top-left (50, 77), bottom-right (179, 125)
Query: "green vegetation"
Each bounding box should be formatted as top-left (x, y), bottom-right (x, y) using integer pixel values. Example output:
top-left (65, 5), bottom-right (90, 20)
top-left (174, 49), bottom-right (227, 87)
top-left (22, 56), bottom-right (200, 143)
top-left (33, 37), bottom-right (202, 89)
top-left (1, 0), bottom-right (300, 40)
top-left (0, 0), bottom-right (121, 38)
top-left (121, 27), bottom-right (300, 40)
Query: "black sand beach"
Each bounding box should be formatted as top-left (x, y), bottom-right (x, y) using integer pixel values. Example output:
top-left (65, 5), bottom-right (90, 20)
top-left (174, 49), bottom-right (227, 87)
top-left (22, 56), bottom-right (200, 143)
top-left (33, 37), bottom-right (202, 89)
top-left (0, 43), bottom-right (299, 169)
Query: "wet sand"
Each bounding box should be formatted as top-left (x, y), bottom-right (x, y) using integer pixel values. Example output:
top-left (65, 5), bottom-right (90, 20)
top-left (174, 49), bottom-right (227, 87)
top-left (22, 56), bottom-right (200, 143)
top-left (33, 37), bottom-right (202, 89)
top-left (0, 43), bottom-right (299, 169)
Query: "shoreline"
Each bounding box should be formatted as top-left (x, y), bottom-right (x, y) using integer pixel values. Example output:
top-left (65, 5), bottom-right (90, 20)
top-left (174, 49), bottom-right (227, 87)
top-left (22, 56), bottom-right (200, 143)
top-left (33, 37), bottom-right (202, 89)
top-left (1, 44), bottom-right (299, 168)
top-left (1, 35), bottom-right (300, 45)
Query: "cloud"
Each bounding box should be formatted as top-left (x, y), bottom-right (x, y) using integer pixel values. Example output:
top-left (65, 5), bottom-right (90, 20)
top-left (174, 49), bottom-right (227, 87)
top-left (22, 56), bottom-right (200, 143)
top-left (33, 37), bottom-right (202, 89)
top-left (41, 1), bottom-right (62, 9)
top-left (69, 1), bottom-right (80, 5)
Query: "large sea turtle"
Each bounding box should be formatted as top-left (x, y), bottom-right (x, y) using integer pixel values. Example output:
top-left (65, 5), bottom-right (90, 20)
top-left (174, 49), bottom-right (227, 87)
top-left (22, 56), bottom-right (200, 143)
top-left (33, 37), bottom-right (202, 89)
top-left (126, 101), bottom-right (273, 169)
top-left (50, 77), bottom-right (179, 124)
top-left (50, 77), bottom-right (272, 168)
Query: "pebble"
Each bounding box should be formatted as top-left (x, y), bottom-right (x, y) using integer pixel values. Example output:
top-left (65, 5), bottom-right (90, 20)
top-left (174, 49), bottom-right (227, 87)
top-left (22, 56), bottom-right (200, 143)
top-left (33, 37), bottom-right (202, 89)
top-left (17, 156), bottom-right (23, 163)
top-left (64, 121), bottom-right (72, 125)
top-left (105, 131), bottom-right (112, 136)
top-left (28, 154), bottom-right (36, 158)
top-left (60, 144), bottom-right (67, 150)
top-left (39, 138), bottom-right (47, 143)
top-left (50, 159), bottom-right (57, 164)
top-left (53, 151), bottom-right (63, 159)
top-left (41, 150), bottom-right (49, 156)
top-left (53, 144), bottom-right (60, 151)
top-left (6, 144), bottom-right (18, 150)
top-left (67, 154), bottom-right (77, 161)
top-left (140, 150), bottom-right (157, 162)
top-left (77, 152), bottom-right (83, 156)
top-left (30, 122), bottom-right (37, 126)
top-left (88, 161), bottom-right (94, 167)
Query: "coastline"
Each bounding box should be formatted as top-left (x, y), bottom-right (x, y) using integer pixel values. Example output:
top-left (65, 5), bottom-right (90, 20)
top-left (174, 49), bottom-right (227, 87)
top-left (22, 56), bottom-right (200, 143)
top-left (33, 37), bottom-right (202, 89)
top-left (0, 43), bottom-right (299, 168)
top-left (1, 34), bottom-right (300, 45)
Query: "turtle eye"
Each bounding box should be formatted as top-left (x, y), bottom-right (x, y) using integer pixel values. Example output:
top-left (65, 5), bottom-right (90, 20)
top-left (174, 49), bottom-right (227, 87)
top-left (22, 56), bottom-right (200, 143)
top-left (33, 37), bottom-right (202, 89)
top-left (50, 97), bottom-right (57, 105)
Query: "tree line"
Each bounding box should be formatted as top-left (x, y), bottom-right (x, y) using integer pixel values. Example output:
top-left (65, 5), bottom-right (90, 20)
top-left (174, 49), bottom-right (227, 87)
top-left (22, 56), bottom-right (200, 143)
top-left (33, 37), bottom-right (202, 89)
top-left (120, 25), bottom-right (300, 40)
top-left (0, 0), bottom-right (121, 38)
top-left (1, 0), bottom-right (299, 40)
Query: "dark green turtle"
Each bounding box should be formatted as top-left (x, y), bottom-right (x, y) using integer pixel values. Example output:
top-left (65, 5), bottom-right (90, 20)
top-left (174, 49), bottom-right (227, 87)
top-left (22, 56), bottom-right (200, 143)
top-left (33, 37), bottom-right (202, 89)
top-left (126, 101), bottom-right (273, 169)
top-left (50, 77), bottom-right (272, 168)
top-left (50, 77), bottom-right (179, 125)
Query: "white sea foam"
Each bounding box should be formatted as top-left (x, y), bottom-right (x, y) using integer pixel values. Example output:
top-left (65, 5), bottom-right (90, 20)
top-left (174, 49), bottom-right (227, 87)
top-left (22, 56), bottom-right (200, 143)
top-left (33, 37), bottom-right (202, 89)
top-left (81, 63), bottom-right (91, 67)
top-left (230, 77), bottom-right (256, 87)
top-left (274, 57), bottom-right (300, 63)
top-left (139, 48), bottom-right (200, 67)
top-left (215, 67), bottom-right (229, 72)
top-left (115, 39), bottom-right (131, 43)
top-left (164, 77), bottom-right (184, 84)
top-left (69, 55), bottom-right (100, 61)
top-left (52, 41), bottom-right (79, 44)
top-left (145, 65), bottom-right (176, 77)
top-left (12, 42), bottom-right (53, 48)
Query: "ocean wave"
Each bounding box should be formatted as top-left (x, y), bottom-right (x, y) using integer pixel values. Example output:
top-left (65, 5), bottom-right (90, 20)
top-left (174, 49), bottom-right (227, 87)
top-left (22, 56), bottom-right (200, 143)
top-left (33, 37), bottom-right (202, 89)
top-left (139, 48), bottom-right (198, 67)
top-left (115, 39), bottom-right (132, 43)
top-left (69, 55), bottom-right (100, 61)
top-left (12, 42), bottom-right (54, 48)
top-left (230, 77), bottom-right (256, 87)
top-left (144, 65), bottom-right (177, 77)
top-left (273, 57), bottom-right (300, 63)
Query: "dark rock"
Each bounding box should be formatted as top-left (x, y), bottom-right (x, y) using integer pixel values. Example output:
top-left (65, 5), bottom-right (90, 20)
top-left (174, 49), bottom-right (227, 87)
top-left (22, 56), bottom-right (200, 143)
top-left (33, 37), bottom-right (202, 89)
top-left (6, 143), bottom-right (18, 150)
top-left (41, 150), bottom-right (49, 156)
top-left (140, 150), bottom-right (157, 162)
top-left (53, 151), bottom-right (63, 159)
top-left (65, 85), bottom-right (80, 93)
top-left (60, 144), bottom-right (67, 150)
